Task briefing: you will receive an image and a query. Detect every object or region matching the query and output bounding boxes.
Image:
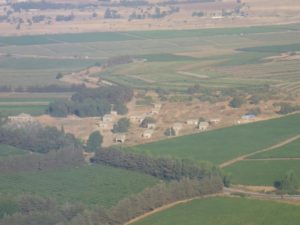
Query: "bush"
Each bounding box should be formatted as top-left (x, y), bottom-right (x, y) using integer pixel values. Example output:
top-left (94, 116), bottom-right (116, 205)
top-left (229, 96), bottom-right (245, 108)
top-left (164, 127), bottom-right (176, 137)
top-left (112, 118), bottom-right (130, 133)
top-left (274, 170), bottom-right (299, 194)
top-left (86, 131), bottom-right (103, 152)
top-left (247, 107), bottom-right (261, 116)
top-left (275, 103), bottom-right (300, 115)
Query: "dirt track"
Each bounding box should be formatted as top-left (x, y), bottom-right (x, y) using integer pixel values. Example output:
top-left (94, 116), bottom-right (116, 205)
top-left (219, 134), bottom-right (300, 168)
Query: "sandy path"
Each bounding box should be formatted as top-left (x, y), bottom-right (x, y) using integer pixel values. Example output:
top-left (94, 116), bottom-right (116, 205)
top-left (219, 134), bottom-right (300, 168)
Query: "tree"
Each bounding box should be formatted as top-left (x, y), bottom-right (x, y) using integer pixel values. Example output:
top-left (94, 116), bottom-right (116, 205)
top-left (229, 96), bottom-right (245, 108)
top-left (112, 118), bottom-right (130, 133)
top-left (86, 131), bottom-right (103, 152)
top-left (274, 170), bottom-right (299, 194)
top-left (114, 103), bottom-right (128, 115)
top-left (164, 127), bottom-right (175, 137)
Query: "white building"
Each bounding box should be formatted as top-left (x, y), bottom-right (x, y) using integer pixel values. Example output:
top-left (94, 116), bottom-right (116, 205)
top-left (115, 134), bottom-right (126, 143)
top-left (102, 114), bottom-right (113, 122)
top-left (186, 119), bottom-right (199, 126)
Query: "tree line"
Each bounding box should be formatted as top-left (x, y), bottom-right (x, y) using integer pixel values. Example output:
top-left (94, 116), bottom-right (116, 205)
top-left (92, 147), bottom-right (222, 181)
top-left (0, 145), bottom-right (84, 174)
top-left (48, 85), bottom-right (133, 117)
top-left (0, 123), bottom-right (81, 154)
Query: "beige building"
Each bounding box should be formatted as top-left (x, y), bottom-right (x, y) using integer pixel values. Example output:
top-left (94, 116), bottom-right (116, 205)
top-left (142, 129), bottom-right (154, 139)
top-left (115, 134), bottom-right (126, 143)
top-left (199, 122), bottom-right (209, 131)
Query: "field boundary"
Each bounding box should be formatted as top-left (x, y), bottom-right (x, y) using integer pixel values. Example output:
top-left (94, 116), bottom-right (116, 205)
top-left (125, 187), bottom-right (300, 224)
top-left (219, 134), bottom-right (300, 168)
top-left (244, 158), bottom-right (300, 161)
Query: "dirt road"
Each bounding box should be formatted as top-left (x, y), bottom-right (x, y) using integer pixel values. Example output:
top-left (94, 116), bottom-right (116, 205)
top-left (219, 134), bottom-right (300, 168)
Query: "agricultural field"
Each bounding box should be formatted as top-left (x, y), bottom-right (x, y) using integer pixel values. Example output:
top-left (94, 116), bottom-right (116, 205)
top-left (0, 23), bottom-right (299, 93)
top-left (0, 92), bottom-right (72, 116)
top-left (128, 114), bottom-right (300, 164)
top-left (0, 164), bottom-right (159, 207)
top-left (224, 160), bottom-right (300, 186)
top-left (132, 197), bottom-right (300, 225)
top-left (0, 105), bottom-right (47, 116)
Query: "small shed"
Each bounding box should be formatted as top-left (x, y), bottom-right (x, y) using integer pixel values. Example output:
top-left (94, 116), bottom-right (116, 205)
top-left (147, 123), bottom-right (156, 129)
top-left (241, 114), bottom-right (256, 120)
top-left (115, 134), bottom-right (126, 143)
top-left (186, 119), bottom-right (199, 126)
top-left (199, 122), bottom-right (209, 131)
top-left (142, 129), bottom-right (154, 139)
top-left (103, 114), bottom-right (113, 122)
top-left (210, 118), bottom-right (221, 124)
top-left (111, 111), bottom-right (118, 116)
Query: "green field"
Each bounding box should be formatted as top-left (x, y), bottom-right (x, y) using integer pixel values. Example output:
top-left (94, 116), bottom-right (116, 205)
top-left (0, 24), bottom-right (299, 46)
top-left (250, 139), bottom-right (300, 159)
top-left (0, 144), bottom-right (27, 158)
top-left (224, 160), bottom-right (300, 186)
top-left (0, 57), bottom-right (100, 87)
top-left (0, 164), bottom-right (159, 207)
top-left (128, 114), bottom-right (300, 164)
top-left (133, 197), bottom-right (300, 225)
top-left (0, 105), bottom-right (47, 116)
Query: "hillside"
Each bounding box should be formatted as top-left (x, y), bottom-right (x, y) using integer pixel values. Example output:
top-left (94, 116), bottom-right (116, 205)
top-left (0, 0), bottom-right (299, 35)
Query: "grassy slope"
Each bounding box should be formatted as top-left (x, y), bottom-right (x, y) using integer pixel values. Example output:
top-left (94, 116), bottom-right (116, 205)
top-left (128, 114), bottom-right (300, 164)
top-left (133, 197), bottom-right (300, 225)
top-left (0, 164), bottom-right (159, 207)
top-left (0, 144), bottom-right (27, 158)
top-left (250, 139), bottom-right (300, 159)
top-left (224, 160), bottom-right (300, 186)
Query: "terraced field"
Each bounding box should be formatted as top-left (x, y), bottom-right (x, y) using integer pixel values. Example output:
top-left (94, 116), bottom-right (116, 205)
top-left (132, 197), bottom-right (300, 225)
